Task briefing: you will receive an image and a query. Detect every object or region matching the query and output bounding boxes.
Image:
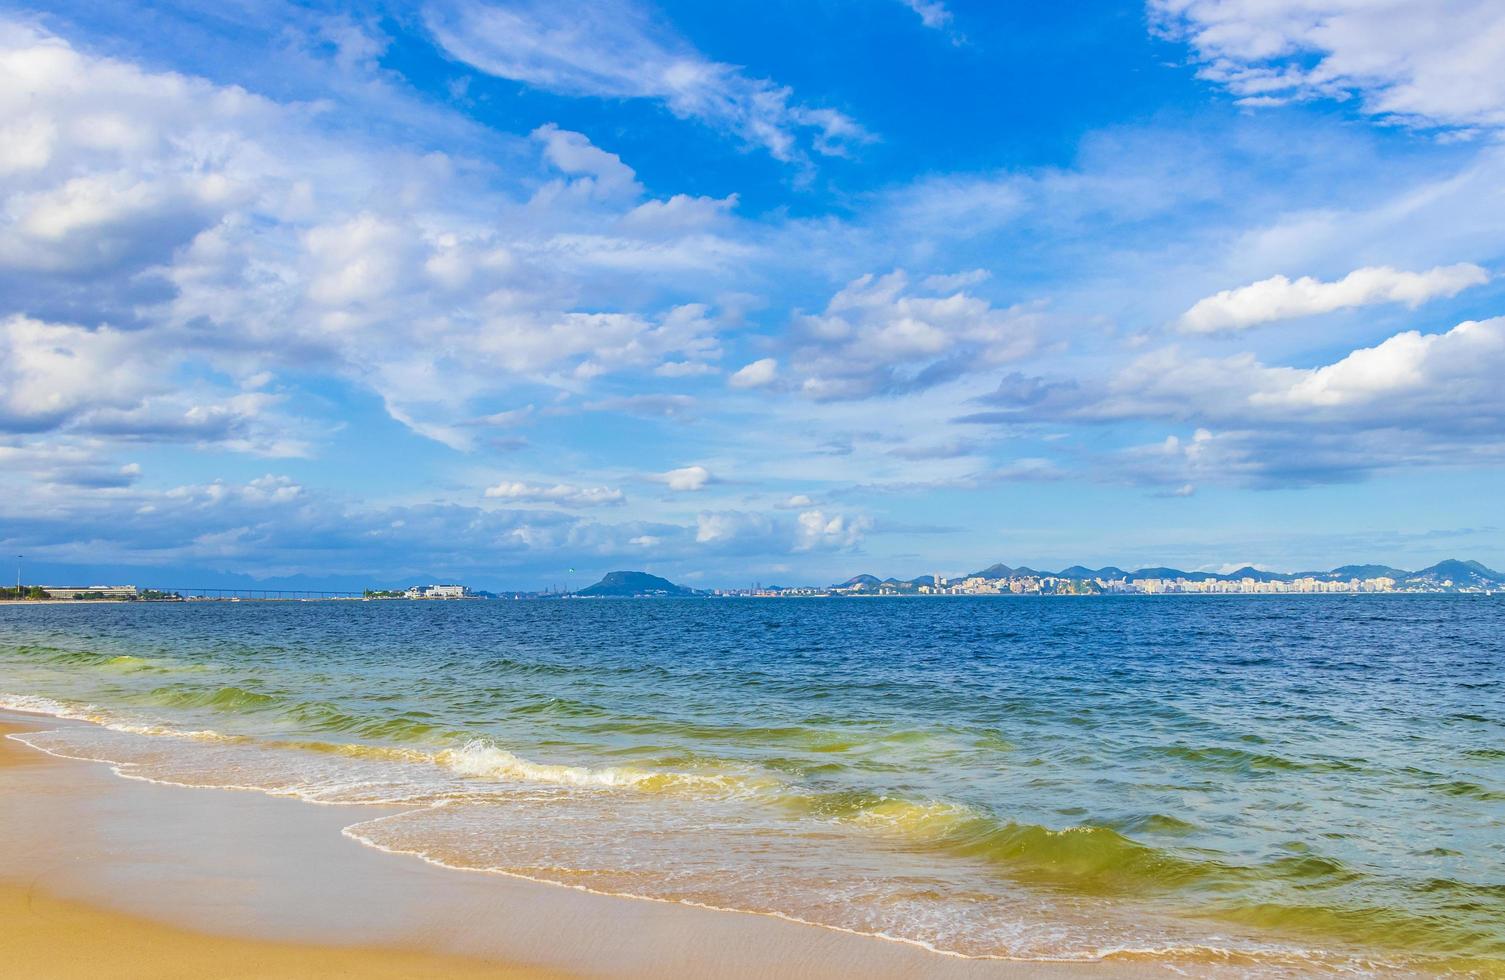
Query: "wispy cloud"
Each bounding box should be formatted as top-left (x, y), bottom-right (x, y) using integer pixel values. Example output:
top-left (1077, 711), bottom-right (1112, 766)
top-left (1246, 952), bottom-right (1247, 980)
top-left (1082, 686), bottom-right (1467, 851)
top-left (1151, 0), bottom-right (1505, 132)
top-left (483, 480), bottom-right (625, 506)
top-left (423, 0), bottom-right (873, 162)
top-left (897, 0), bottom-right (963, 43)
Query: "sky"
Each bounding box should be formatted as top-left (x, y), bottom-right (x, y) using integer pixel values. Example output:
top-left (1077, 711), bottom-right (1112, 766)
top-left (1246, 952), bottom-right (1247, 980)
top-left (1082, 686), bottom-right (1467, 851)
top-left (3, 0), bottom-right (1505, 591)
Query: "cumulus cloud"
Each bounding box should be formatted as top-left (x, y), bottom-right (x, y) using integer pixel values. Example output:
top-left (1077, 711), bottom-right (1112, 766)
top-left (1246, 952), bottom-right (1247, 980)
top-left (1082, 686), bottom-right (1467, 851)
top-left (1151, 0), bottom-right (1505, 131)
top-left (532, 123), bottom-right (642, 199)
top-left (422, 0), bottom-right (872, 162)
top-left (0, 442), bottom-right (143, 490)
top-left (658, 464), bottom-right (713, 491)
top-left (1105, 316), bottom-right (1505, 426)
top-left (794, 509), bottom-right (872, 551)
top-left (1178, 263), bottom-right (1489, 332)
top-left (694, 508), bottom-right (871, 552)
top-left (0, 315), bottom-right (157, 431)
top-left (785, 270), bottom-right (1041, 400)
top-left (0, 314), bottom-right (301, 454)
top-left (1254, 317), bottom-right (1505, 412)
top-left (0, 23), bottom-right (739, 451)
top-left (1113, 317), bottom-right (1505, 484)
top-left (2, 470), bottom-right (879, 580)
top-left (728, 357), bottom-right (778, 388)
top-left (483, 480), bottom-right (625, 506)
top-left (957, 313), bottom-right (1505, 487)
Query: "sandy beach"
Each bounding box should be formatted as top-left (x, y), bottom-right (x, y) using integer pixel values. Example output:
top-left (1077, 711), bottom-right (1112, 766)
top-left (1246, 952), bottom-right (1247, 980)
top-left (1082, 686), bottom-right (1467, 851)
top-left (0, 712), bottom-right (1129, 980)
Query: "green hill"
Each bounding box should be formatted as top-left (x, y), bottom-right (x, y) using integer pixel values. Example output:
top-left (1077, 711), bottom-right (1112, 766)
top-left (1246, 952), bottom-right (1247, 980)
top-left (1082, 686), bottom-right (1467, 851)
top-left (575, 571), bottom-right (697, 597)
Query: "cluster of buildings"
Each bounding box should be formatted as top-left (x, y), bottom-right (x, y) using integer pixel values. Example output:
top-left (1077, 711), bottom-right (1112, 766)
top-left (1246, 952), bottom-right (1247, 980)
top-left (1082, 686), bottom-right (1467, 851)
top-left (1102, 576), bottom-right (1397, 595)
top-left (733, 573), bottom-right (1412, 598)
top-left (926, 574), bottom-right (1401, 595)
top-left (917, 576), bottom-right (1094, 596)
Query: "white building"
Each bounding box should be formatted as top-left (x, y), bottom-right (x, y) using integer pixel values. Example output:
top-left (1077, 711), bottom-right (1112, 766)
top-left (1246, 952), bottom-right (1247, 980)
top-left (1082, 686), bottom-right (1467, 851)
top-left (39, 585), bottom-right (139, 599)
top-left (404, 584), bottom-right (470, 599)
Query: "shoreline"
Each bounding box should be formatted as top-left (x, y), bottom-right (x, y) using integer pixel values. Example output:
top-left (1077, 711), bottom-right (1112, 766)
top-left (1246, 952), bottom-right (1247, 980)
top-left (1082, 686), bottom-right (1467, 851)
top-left (0, 710), bottom-right (1129, 979)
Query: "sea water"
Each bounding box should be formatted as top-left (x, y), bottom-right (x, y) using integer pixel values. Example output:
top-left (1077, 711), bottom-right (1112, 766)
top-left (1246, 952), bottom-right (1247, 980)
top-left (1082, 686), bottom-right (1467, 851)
top-left (2, 596), bottom-right (1501, 975)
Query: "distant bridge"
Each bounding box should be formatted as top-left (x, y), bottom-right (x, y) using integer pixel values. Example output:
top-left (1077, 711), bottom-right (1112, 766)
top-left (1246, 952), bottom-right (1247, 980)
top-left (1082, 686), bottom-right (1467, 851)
top-left (166, 588), bottom-right (365, 600)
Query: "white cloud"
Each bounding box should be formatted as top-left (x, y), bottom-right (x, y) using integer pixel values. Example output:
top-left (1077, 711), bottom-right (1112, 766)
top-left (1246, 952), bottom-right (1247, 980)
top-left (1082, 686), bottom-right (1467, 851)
top-left (694, 510), bottom-right (763, 544)
top-left (964, 313), bottom-right (1505, 486)
top-left (0, 315), bottom-right (156, 430)
top-left (585, 394), bottom-right (696, 418)
top-left (0, 314), bottom-right (300, 454)
top-left (788, 270), bottom-right (1041, 400)
top-left (922, 269), bottom-right (990, 292)
top-left (303, 213), bottom-right (415, 307)
top-left (1151, 0), bottom-right (1505, 131)
top-left (1116, 316), bottom-right (1505, 422)
top-left (729, 357), bottom-right (778, 388)
top-left (0, 24), bottom-right (738, 450)
top-left (659, 464), bottom-right (712, 491)
top-left (794, 509), bottom-right (872, 551)
top-left (621, 193), bottom-right (737, 234)
top-left (423, 0), bottom-right (872, 162)
top-left (900, 0), bottom-right (954, 31)
top-left (1178, 263), bottom-right (1490, 332)
top-left (0, 441), bottom-right (143, 489)
top-left (1092, 316), bottom-right (1505, 483)
top-left (897, 0), bottom-right (963, 43)
top-left (532, 123), bottom-right (641, 199)
top-left (483, 480), bottom-right (625, 506)
top-left (654, 359), bottom-right (719, 377)
top-left (693, 508), bottom-right (870, 552)
top-left (1257, 316), bottom-right (1505, 411)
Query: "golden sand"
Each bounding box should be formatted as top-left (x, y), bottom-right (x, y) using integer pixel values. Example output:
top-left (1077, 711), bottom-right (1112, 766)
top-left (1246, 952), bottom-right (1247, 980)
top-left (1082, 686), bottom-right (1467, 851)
top-left (0, 881), bottom-right (562, 980)
top-left (0, 724), bottom-right (558, 979)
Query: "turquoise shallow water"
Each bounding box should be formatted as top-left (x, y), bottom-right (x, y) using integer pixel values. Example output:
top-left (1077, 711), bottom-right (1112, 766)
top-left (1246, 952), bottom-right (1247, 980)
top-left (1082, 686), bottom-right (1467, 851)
top-left (2, 596), bottom-right (1502, 974)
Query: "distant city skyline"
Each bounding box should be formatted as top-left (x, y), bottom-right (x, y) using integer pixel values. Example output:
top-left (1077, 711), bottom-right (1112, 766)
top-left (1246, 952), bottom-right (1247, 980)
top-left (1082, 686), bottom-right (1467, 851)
top-left (3, 1), bottom-right (1505, 590)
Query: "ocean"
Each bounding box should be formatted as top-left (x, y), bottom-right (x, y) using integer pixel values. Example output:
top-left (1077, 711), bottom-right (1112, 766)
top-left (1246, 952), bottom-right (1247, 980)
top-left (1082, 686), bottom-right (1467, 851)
top-left (2, 596), bottom-right (1501, 975)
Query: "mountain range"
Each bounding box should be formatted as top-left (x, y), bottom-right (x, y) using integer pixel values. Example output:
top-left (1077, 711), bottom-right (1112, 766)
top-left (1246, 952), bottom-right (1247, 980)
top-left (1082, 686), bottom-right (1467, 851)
top-left (836, 559), bottom-right (1504, 589)
top-left (573, 559), bottom-right (1504, 597)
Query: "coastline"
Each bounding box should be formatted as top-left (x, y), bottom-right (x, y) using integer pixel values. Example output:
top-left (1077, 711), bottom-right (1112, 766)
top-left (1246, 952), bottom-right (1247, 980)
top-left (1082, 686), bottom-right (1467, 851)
top-left (0, 711), bottom-right (1132, 979)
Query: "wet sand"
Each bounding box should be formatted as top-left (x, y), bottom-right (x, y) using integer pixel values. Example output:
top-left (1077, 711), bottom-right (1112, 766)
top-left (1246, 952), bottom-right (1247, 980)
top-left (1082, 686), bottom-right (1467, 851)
top-left (0, 712), bottom-right (1135, 979)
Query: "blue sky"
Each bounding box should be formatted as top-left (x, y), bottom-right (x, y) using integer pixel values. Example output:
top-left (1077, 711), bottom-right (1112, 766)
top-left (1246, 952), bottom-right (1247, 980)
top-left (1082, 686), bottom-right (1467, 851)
top-left (3, 0), bottom-right (1505, 590)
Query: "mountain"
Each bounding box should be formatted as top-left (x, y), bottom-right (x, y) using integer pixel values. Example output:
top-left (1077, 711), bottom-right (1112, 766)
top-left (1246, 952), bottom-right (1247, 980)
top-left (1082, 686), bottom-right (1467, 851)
top-left (575, 571), bottom-right (697, 597)
top-left (1408, 559), bottom-right (1505, 588)
top-left (1056, 565), bottom-right (1128, 579)
top-left (1221, 566), bottom-right (1284, 582)
top-left (1127, 566), bottom-right (1191, 580)
top-left (838, 574), bottom-right (882, 588)
top-left (1055, 565), bottom-right (1100, 579)
top-left (968, 563), bottom-right (1015, 578)
top-left (1324, 564), bottom-right (1409, 580)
